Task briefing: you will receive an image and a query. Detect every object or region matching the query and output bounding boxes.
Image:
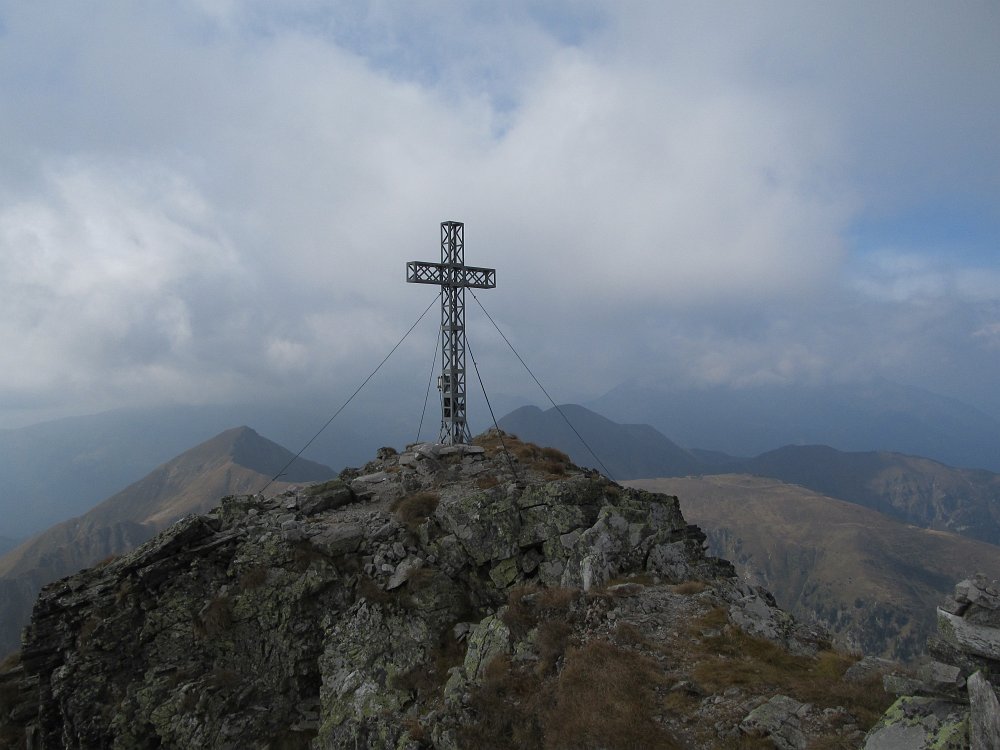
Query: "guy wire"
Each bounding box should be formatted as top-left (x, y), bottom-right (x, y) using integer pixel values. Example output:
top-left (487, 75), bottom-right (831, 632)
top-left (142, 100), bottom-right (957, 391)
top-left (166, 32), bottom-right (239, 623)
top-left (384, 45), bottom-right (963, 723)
top-left (258, 292), bottom-right (442, 495)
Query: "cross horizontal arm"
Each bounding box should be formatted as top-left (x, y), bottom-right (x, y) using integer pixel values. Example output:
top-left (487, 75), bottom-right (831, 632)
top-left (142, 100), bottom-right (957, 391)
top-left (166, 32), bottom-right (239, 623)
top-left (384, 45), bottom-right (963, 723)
top-left (406, 261), bottom-right (496, 289)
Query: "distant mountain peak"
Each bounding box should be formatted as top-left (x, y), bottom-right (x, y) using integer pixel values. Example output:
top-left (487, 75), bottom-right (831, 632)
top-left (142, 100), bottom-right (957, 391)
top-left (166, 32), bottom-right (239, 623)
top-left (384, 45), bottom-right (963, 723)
top-left (0, 427), bottom-right (337, 655)
top-left (498, 403), bottom-right (702, 479)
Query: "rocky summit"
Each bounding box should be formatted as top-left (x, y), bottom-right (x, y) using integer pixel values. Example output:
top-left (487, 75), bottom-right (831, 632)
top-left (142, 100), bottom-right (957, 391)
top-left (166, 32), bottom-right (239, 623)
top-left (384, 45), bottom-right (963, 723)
top-left (2, 432), bottom-right (911, 748)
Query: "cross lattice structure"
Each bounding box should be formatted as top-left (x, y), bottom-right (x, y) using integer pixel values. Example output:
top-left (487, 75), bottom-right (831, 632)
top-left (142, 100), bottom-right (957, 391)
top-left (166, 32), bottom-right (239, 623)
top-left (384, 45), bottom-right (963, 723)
top-left (407, 221), bottom-right (496, 445)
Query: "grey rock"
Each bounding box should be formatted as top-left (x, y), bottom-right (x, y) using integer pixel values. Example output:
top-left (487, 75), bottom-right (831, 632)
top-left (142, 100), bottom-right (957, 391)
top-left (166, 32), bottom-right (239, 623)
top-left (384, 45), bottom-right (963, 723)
top-left (311, 523), bottom-right (364, 555)
top-left (863, 696), bottom-right (969, 750)
top-left (917, 660), bottom-right (965, 695)
top-left (462, 616), bottom-right (511, 682)
top-left (968, 671), bottom-right (1000, 750)
top-left (938, 608), bottom-right (1000, 661)
top-left (298, 479), bottom-right (354, 515)
top-left (844, 656), bottom-right (896, 684)
top-left (740, 694), bottom-right (808, 750)
top-left (386, 557), bottom-right (424, 590)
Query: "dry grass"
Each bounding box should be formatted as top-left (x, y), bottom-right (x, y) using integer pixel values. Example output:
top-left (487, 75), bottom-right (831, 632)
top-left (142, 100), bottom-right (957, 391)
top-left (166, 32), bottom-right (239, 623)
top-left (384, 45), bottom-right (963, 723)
top-left (472, 432), bottom-right (574, 477)
top-left (238, 565), bottom-right (269, 591)
top-left (401, 717), bottom-right (427, 743)
top-left (391, 492), bottom-right (440, 530)
top-left (501, 585), bottom-right (579, 640)
top-left (78, 614), bottom-right (102, 648)
top-left (463, 640), bottom-right (682, 750)
top-left (462, 654), bottom-right (546, 748)
top-left (464, 581), bottom-right (684, 749)
top-left (198, 595), bottom-right (233, 637)
top-left (686, 608), bottom-right (892, 731)
top-left (610, 621), bottom-right (652, 650)
top-left (94, 554), bottom-right (119, 569)
top-left (0, 652), bottom-right (20, 672)
top-left (545, 639), bottom-right (681, 750)
top-left (206, 667), bottom-right (242, 690)
top-left (391, 629), bottom-right (465, 702)
top-left (605, 572), bottom-right (657, 588)
top-left (672, 580), bottom-right (708, 595)
top-left (536, 620), bottom-right (574, 674)
top-left (501, 584), bottom-right (543, 638)
top-left (356, 576), bottom-right (394, 606)
top-left (291, 541), bottom-right (328, 572)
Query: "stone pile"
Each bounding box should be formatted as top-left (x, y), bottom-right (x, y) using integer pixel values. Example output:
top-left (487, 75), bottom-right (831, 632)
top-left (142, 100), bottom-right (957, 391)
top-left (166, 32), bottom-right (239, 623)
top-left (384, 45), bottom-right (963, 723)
top-left (863, 574), bottom-right (1000, 749)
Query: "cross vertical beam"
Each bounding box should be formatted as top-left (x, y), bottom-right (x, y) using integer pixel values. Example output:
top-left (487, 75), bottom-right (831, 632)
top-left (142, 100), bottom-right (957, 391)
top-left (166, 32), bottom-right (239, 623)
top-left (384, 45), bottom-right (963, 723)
top-left (407, 221), bottom-right (496, 444)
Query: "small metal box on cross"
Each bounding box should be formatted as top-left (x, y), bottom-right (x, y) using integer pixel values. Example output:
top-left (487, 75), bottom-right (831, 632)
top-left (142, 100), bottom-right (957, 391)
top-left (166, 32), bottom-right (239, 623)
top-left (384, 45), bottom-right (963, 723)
top-left (407, 221), bottom-right (496, 445)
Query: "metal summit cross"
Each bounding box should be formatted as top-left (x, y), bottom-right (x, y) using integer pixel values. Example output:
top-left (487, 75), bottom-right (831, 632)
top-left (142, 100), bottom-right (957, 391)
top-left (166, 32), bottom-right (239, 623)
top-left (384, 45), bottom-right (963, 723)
top-left (407, 221), bottom-right (496, 445)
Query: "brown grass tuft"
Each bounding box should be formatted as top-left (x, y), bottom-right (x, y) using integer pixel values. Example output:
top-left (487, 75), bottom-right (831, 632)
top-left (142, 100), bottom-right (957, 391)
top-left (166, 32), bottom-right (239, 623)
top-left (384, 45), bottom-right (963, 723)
top-left (672, 580), bottom-right (708, 595)
top-left (0, 652), bottom-right (20, 672)
top-left (391, 629), bottom-right (465, 701)
top-left (540, 446), bottom-right (571, 464)
top-left (460, 654), bottom-right (547, 749)
top-left (686, 609), bottom-right (892, 731)
top-left (94, 554), bottom-right (119, 569)
top-left (356, 576), bottom-right (394, 606)
top-left (545, 639), bottom-right (680, 749)
top-left (391, 492), bottom-right (440, 530)
top-left (239, 565), bottom-right (269, 591)
top-left (78, 615), bottom-right (102, 647)
top-left (500, 584), bottom-right (542, 639)
top-left (199, 595), bottom-right (233, 637)
top-left (536, 620), bottom-right (574, 674)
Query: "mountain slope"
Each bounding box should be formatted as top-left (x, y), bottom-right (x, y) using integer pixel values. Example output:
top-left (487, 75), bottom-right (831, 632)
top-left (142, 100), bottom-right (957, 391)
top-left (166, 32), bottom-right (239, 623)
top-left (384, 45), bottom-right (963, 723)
top-left (591, 378), bottom-right (1000, 472)
top-left (743, 444), bottom-right (1000, 546)
top-left (0, 538), bottom-right (19, 557)
top-left (627, 475), bottom-right (1000, 659)
top-left (0, 402), bottom-right (395, 538)
top-left (0, 427), bottom-right (335, 655)
top-left (498, 404), bottom-right (702, 479)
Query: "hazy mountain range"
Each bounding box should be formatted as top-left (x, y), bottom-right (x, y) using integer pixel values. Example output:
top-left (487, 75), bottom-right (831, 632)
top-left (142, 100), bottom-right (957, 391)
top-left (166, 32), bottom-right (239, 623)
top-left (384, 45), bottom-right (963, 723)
top-left (501, 404), bottom-right (1000, 547)
top-left (3, 376), bottom-right (998, 539)
top-left (0, 427), bottom-right (334, 655)
top-left (0, 403), bottom-right (381, 538)
top-left (627, 475), bottom-right (1000, 660)
top-left (3, 379), bottom-right (1000, 660)
top-left (589, 377), bottom-right (1000, 472)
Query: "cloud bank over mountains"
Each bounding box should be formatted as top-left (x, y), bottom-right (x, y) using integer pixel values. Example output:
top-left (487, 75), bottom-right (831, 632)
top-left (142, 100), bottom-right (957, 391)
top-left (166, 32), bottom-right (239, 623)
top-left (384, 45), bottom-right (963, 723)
top-left (0, 2), bottom-right (997, 427)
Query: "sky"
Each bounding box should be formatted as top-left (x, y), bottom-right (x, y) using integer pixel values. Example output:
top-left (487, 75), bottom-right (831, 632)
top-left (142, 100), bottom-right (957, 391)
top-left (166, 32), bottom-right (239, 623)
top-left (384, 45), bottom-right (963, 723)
top-left (0, 1), bottom-right (998, 430)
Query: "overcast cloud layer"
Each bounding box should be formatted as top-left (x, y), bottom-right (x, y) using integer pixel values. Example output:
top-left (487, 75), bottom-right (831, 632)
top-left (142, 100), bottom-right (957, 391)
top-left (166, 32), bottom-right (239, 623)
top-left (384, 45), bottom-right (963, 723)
top-left (0, 1), bottom-right (998, 428)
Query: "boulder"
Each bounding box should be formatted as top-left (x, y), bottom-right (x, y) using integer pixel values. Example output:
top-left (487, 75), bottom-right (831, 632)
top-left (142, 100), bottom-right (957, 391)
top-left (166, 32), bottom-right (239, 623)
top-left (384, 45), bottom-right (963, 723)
top-left (740, 694), bottom-right (808, 750)
top-left (968, 671), bottom-right (1000, 750)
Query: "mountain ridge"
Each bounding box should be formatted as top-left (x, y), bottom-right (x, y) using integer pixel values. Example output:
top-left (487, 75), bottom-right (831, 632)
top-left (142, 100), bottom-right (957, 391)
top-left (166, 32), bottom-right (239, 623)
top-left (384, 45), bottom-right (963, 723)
top-left (589, 378), bottom-right (1000, 472)
top-left (501, 403), bottom-right (1000, 547)
top-left (0, 426), bottom-right (336, 656)
top-left (498, 404), bottom-right (702, 479)
top-left (627, 474), bottom-right (1000, 659)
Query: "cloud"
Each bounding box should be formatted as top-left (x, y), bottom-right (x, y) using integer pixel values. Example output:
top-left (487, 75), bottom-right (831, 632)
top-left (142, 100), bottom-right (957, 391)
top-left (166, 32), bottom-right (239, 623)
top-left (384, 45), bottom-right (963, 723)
top-left (0, 1), bottom-right (997, 426)
top-left (0, 158), bottom-right (247, 408)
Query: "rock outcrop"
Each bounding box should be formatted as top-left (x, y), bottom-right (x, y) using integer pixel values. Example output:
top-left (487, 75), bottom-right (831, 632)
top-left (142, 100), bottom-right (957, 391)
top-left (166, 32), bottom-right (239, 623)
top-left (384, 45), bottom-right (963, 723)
top-left (863, 574), bottom-right (1000, 749)
top-left (0, 432), bottom-right (889, 748)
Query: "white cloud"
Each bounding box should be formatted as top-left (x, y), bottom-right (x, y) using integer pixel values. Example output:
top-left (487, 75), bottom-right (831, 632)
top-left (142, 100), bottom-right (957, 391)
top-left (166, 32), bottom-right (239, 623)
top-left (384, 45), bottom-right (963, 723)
top-left (0, 1), bottom-right (997, 425)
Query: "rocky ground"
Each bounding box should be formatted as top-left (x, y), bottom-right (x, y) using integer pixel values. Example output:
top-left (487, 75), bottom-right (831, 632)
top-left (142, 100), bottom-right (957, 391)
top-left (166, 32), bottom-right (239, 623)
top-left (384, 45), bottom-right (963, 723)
top-left (0, 431), bottom-right (953, 749)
